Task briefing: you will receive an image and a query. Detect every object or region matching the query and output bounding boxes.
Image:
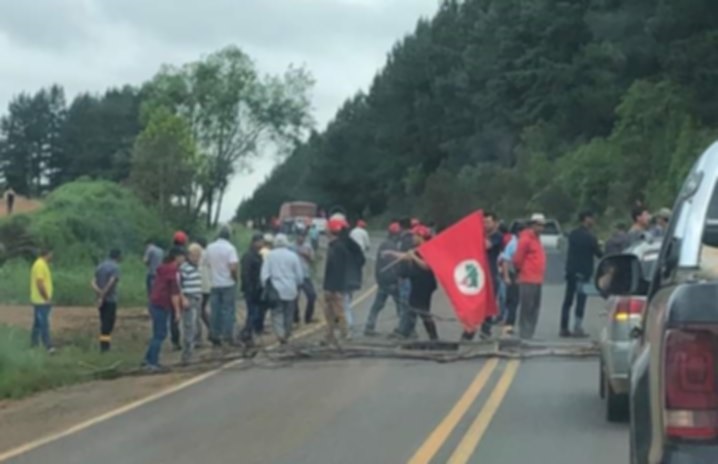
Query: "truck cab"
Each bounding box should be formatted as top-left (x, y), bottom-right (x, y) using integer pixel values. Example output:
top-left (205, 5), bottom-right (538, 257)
top-left (596, 141), bottom-right (718, 463)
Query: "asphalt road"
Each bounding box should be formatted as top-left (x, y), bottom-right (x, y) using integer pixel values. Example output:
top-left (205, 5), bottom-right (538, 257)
top-left (5, 248), bottom-right (629, 464)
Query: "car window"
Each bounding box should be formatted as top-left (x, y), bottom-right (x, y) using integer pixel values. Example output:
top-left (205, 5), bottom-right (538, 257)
top-left (542, 221), bottom-right (560, 235)
top-left (698, 181), bottom-right (718, 278)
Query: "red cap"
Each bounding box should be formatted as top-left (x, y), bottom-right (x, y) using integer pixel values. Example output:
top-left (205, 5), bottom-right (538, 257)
top-left (328, 218), bottom-right (348, 234)
top-left (411, 218), bottom-right (420, 227)
top-left (357, 219), bottom-right (367, 228)
top-left (388, 222), bottom-right (401, 234)
top-left (173, 230), bottom-right (188, 245)
top-left (412, 225), bottom-right (432, 239)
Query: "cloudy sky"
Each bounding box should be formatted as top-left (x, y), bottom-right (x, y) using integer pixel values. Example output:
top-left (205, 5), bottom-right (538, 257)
top-left (0, 0), bottom-right (439, 219)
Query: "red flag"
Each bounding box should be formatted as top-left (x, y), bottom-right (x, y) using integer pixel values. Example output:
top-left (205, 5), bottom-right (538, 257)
top-left (418, 211), bottom-right (498, 330)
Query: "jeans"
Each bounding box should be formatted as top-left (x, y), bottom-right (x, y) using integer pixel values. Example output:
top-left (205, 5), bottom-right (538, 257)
top-left (343, 292), bottom-right (355, 330)
top-left (241, 297), bottom-right (262, 339)
top-left (271, 300), bottom-right (296, 341)
top-left (296, 278), bottom-right (317, 323)
top-left (182, 296), bottom-right (200, 363)
top-left (31, 304), bottom-right (52, 349)
top-left (210, 286), bottom-right (237, 344)
top-left (518, 284), bottom-right (542, 340)
top-left (98, 301), bottom-right (117, 352)
top-left (145, 305), bottom-right (171, 367)
top-left (398, 305), bottom-right (438, 340)
top-left (364, 285), bottom-right (400, 333)
top-left (396, 278), bottom-right (411, 331)
top-left (561, 273), bottom-right (588, 332)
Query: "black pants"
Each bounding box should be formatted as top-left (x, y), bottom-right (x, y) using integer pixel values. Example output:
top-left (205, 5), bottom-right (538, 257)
top-left (561, 274), bottom-right (587, 331)
top-left (99, 301), bottom-right (117, 352)
top-left (518, 284), bottom-right (542, 339)
top-left (504, 279), bottom-right (520, 326)
top-left (170, 316), bottom-right (181, 348)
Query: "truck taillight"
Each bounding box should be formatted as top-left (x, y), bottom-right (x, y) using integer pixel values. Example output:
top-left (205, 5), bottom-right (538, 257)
top-left (614, 297), bottom-right (645, 321)
top-left (664, 329), bottom-right (718, 441)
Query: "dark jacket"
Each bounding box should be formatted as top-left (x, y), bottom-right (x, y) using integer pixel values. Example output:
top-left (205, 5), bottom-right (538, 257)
top-left (343, 234), bottom-right (366, 292)
top-left (241, 248), bottom-right (263, 302)
top-left (565, 226), bottom-right (603, 279)
top-left (323, 238), bottom-right (349, 292)
top-left (375, 236), bottom-right (400, 288)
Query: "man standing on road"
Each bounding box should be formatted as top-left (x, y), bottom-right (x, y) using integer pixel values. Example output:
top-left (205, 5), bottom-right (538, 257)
top-left (560, 211), bottom-right (602, 338)
top-left (350, 219), bottom-right (371, 256)
top-left (240, 233), bottom-right (264, 340)
top-left (364, 222), bottom-right (402, 336)
top-left (261, 234), bottom-right (304, 344)
top-left (30, 248), bottom-right (55, 353)
top-left (179, 244), bottom-right (203, 364)
top-left (395, 218), bottom-right (415, 335)
top-left (143, 239), bottom-right (164, 297)
top-left (513, 213), bottom-right (547, 340)
top-left (293, 232), bottom-right (318, 324)
top-left (323, 218), bottom-right (350, 345)
top-left (4, 187), bottom-right (15, 215)
top-left (92, 249), bottom-right (122, 352)
top-left (627, 206), bottom-right (651, 245)
top-left (205, 226), bottom-right (239, 347)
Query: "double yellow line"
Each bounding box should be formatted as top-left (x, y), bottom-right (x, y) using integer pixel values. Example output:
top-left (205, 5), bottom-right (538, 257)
top-left (408, 359), bottom-right (521, 464)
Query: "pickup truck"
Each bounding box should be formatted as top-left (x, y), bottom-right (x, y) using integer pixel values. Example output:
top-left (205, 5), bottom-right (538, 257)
top-left (595, 141), bottom-right (718, 463)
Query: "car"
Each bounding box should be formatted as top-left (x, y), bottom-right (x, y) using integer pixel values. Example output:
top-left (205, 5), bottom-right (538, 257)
top-left (595, 140), bottom-right (718, 463)
top-left (598, 240), bottom-right (661, 422)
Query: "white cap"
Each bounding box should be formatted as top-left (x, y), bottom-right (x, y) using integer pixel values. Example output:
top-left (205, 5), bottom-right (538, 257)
top-left (274, 233), bottom-right (290, 248)
top-left (329, 213), bottom-right (347, 222)
top-left (530, 213), bottom-right (546, 224)
top-left (263, 233), bottom-right (275, 244)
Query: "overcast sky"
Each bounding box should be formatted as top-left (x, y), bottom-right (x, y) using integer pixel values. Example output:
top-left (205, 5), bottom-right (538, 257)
top-left (0, 0), bottom-right (439, 219)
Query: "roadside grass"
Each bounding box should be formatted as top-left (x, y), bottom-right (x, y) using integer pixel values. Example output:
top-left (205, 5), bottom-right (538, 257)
top-left (0, 324), bottom-right (145, 400)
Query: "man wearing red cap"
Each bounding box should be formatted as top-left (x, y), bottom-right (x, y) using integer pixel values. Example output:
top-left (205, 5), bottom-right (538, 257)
top-left (322, 218), bottom-right (350, 344)
top-left (173, 231), bottom-right (188, 247)
top-left (364, 222), bottom-right (402, 336)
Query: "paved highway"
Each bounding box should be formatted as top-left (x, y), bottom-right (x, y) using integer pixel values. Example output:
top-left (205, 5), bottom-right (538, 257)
top-left (5, 248), bottom-right (629, 464)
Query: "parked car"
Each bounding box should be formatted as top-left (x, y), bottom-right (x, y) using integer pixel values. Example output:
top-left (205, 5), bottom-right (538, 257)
top-left (598, 240), bottom-right (661, 422)
top-left (595, 140), bottom-right (718, 463)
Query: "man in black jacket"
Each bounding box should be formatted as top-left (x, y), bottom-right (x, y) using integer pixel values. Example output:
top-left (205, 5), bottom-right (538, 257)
top-left (364, 223), bottom-right (401, 336)
top-left (240, 233), bottom-right (264, 340)
top-left (323, 218), bottom-right (350, 344)
top-left (561, 211), bottom-right (602, 337)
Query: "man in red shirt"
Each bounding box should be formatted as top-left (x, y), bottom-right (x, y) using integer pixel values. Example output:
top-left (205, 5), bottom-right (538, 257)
top-left (513, 213), bottom-right (547, 339)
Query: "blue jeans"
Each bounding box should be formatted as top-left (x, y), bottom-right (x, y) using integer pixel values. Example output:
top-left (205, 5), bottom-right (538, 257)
top-left (365, 285), bottom-right (400, 332)
top-left (242, 298), bottom-right (262, 338)
top-left (144, 305), bottom-right (171, 366)
top-left (31, 304), bottom-right (52, 349)
top-left (210, 286), bottom-right (237, 343)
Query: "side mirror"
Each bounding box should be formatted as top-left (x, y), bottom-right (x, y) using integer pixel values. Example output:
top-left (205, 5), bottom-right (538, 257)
top-left (594, 254), bottom-right (648, 298)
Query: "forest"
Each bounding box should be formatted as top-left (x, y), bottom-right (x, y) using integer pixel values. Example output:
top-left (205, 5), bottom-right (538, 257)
top-left (238, 0), bottom-right (718, 228)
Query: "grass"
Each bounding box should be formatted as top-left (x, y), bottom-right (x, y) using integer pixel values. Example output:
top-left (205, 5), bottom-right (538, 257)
top-left (0, 324), bottom-right (144, 400)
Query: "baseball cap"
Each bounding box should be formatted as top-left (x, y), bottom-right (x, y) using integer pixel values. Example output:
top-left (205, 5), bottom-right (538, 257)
top-left (412, 224), bottom-right (432, 239)
top-left (173, 230), bottom-right (188, 245)
top-left (328, 218), bottom-right (348, 234)
top-left (529, 213), bottom-right (546, 225)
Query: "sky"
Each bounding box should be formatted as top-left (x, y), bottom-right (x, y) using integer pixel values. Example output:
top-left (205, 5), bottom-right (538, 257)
top-left (0, 0), bottom-right (440, 220)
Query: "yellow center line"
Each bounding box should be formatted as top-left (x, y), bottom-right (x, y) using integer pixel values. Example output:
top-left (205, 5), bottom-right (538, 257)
top-left (447, 360), bottom-right (521, 464)
top-left (407, 359), bottom-right (500, 464)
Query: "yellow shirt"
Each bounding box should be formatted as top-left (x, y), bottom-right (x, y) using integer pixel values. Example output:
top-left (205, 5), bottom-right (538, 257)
top-left (30, 258), bottom-right (53, 304)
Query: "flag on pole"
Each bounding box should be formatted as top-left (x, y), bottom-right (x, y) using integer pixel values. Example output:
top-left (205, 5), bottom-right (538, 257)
top-left (418, 211), bottom-right (498, 330)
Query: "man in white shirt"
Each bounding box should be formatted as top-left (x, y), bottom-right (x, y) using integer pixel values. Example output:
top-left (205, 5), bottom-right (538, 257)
top-left (204, 226), bottom-right (239, 346)
top-left (261, 234), bottom-right (304, 343)
top-left (350, 220), bottom-right (371, 256)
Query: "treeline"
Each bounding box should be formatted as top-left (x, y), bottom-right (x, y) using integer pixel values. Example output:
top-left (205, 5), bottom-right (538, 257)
top-left (0, 46), bottom-right (313, 227)
top-left (238, 0), bottom-right (718, 227)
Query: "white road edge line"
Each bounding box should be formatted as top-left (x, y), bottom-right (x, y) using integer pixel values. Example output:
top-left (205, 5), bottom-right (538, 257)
top-left (0, 285), bottom-right (378, 462)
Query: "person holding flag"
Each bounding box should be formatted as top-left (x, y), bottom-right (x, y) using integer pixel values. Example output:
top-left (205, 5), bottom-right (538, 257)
top-left (512, 213), bottom-right (547, 339)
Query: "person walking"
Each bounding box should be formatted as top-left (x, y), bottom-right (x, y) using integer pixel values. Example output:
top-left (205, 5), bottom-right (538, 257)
top-left (4, 187), bottom-right (15, 215)
top-left (205, 226), bottom-right (239, 347)
top-left (240, 233), bottom-right (264, 340)
top-left (179, 244), bottom-right (203, 364)
top-left (91, 249), bottom-right (122, 352)
top-left (391, 225), bottom-right (439, 340)
top-left (341, 225), bottom-right (366, 333)
top-left (30, 248), bottom-right (55, 352)
top-left (561, 211), bottom-right (602, 338)
top-left (499, 221), bottom-right (524, 336)
top-left (513, 213), bottom-right (547, 340)
top-left (293, 231), bottom-right (318, 324)
top-left (261, 234), bottom-right (304, 344)
top-left (322, 218), bottom-right (350, 345)
top-left (364, 222), bottom-right (402, 336)
top-left (144, 247), bottom-right (184, 371)
top-left (143, 239), bottom-right (164, 296)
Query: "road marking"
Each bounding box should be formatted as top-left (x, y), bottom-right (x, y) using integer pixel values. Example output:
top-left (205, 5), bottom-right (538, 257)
top-left (447, 360), bottom-right (521, 464)
top-left (407, 359), bottom-right (499, 464)
top-left (0, 285), bottom-right (378, 462)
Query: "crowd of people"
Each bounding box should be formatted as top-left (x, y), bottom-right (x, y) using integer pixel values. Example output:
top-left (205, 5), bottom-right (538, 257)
top-left (25, 204), bottom-right (671, 367)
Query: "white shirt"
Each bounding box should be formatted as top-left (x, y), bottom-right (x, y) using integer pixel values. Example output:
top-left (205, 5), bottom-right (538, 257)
top-left (350, 227), bottom-right (371, 255)
top-left (205, 238), bottom-right (239, 288)
top-left (261, 247), bottom-right (304, 301)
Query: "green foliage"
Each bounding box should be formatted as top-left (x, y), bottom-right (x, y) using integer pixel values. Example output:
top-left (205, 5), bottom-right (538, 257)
top-left (240, 0), bottom-right (718, 225)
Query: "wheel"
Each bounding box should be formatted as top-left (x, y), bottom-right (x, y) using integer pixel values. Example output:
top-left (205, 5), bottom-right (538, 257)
top-left (606, 379), bottom-right (629, 422)
top-left (599, 359), bottom-right (606, 399)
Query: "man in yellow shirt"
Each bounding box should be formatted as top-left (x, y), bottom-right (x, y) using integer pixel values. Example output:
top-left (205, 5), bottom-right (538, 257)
top-left (30, 248), bottom-right (54, 352)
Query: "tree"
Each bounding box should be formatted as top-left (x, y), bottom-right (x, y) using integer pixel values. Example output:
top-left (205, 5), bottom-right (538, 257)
top-left (130, 107), bottom-right (197, 219)
top-left (144, 45), bottom-right (314, 226)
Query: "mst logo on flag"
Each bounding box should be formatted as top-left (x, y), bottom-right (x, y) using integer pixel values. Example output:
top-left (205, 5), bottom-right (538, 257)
top-left (419, 211), bottom-right (497, 330)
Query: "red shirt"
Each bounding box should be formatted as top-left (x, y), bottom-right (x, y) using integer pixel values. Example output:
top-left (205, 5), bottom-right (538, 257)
top-left (513, 229), bottom-right (546, 284)
top-left (150, 262), bottom-right (180, 309)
